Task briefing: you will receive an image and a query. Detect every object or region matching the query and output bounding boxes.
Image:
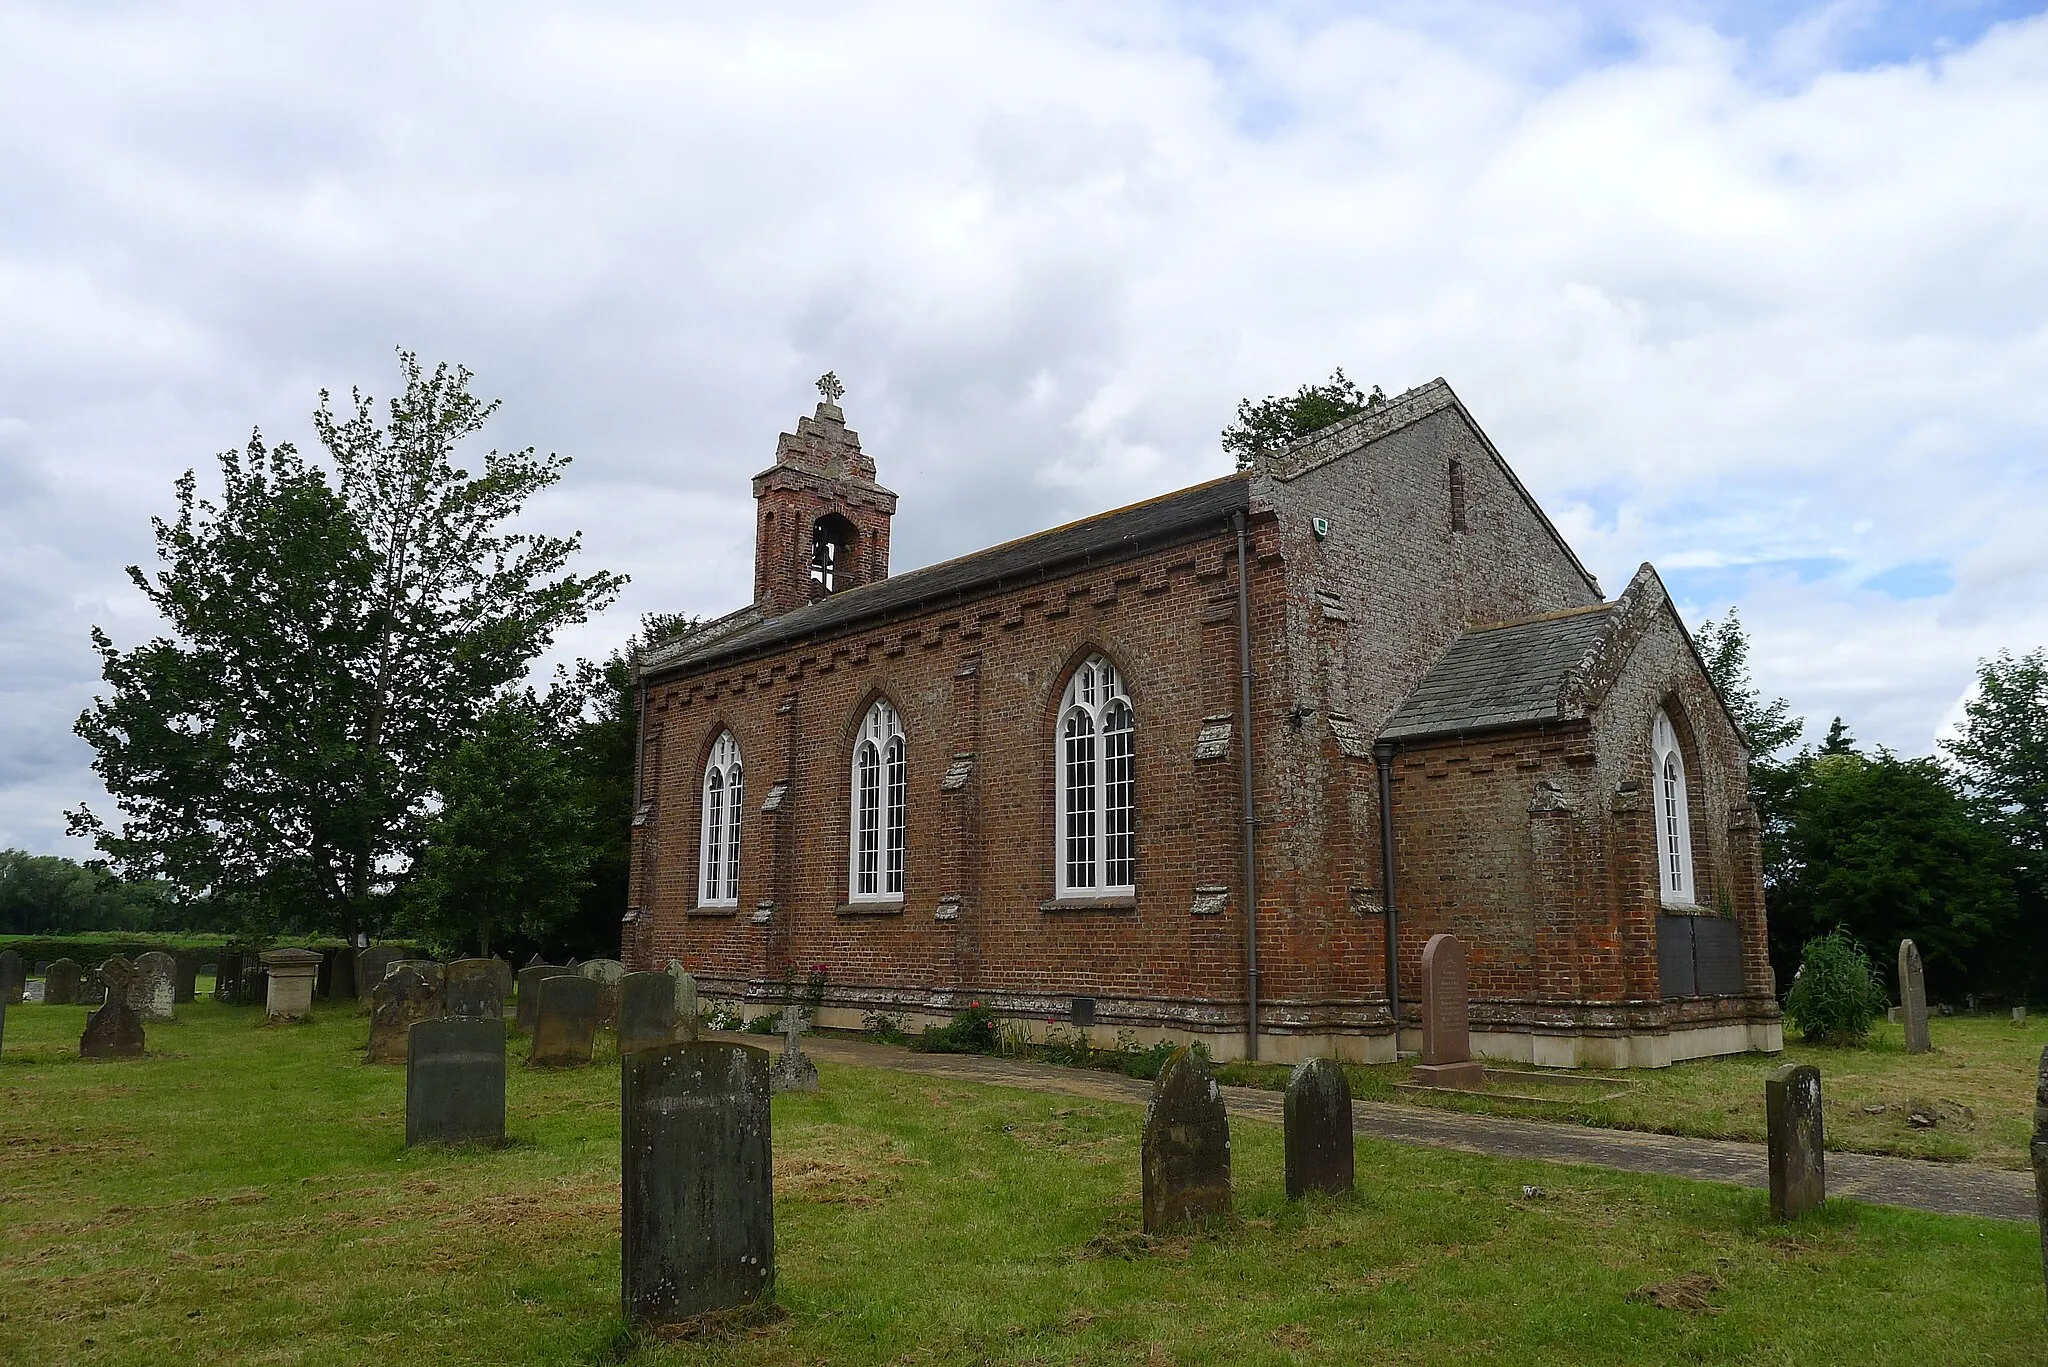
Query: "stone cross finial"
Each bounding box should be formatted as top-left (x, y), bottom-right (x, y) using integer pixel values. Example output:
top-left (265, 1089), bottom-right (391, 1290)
top-left (816, 371), bottom-right (845, 406)
top-left (782, 1002), bottom-right (806, 1055)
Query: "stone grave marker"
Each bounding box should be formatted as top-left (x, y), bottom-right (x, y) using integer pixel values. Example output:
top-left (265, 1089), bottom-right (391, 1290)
top-left (406, 1017), bottom-right (507, 1147)
top-left (618, 972), bottom-right (680, 1054)
top-left (133, 951), bottom-right (177, 1023)
top-left (355, 947), bottom-right (406, 1013)
top-left (80, 957), bottom-right (146, 1058)
top-left (1412, 933), bottom-right (1487, 1090)
top-left (1140, 1046), bottom-right (1233, 1233)
top-left (0, 992), bottom-right (7, 1053)
top-left (0, 948), bottom-right (24, 1005)
top-left (2032, 1045), bottom-right (2047, 1300)
top-left (327, 947), bottom-right (358, 1001)
top-left (622, 1041), bottom-right (774, 1327)
top-left (365, 963), bottom-right (444, 1064)
top-left (261, 947), bottom-right (323, 1020)
top-left (42, 958), bottom-right (82, 1006)
top-left (445, 959), bottom-right (507, 1020)
top-left (1899, 939), bottom-right (1931, 1055)
top-left (213, 952), bottom-right (244, 1004)
top-left (77, 963), bottom-right (108, 1006)
top-left (1283, 1058), bottom-right (1354, 1199)
top-left (172, 954), bottom-right (200, 1004)
top-left (771, 1004), bottom-right (820, 1093)
top-left (528, 974), bottom-right (600, 1068)
top-left (517, 964), bottom-right (569, 1035)
top-left (668, 961), bottom-right (699, 1041)
top-left (580, 958), bottom-right (626, 1027)
top-left (1766, 1062), bottom-right (1826, 1220)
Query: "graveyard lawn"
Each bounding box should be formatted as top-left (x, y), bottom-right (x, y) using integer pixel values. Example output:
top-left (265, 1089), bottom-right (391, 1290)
top-left (0, 1004), bottom-right (2040, 1367)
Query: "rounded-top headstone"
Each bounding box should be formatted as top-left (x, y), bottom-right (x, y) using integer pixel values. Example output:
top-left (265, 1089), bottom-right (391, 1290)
top-left (1140, 1046), bottom-right (1233, 1233)
top-left (43, 958), bottom-right (83, 1006)
top-left (1765, 1062), bottom-right (1825, 1220)
top-left (133, 951), bottom-right (177, 1023)
top-left (1283, 1058), bottom-right (1354, 1200)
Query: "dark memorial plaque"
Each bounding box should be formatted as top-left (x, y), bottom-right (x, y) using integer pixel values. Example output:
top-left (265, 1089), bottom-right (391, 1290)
top-left (80, 957), bottom-right (146, 1059)
top-left (618, 972), bottom-right (679, 1054)
top-left (529, 974), bottom-right (599, 1068)
top-left (1412, 933), bottom-right (1486, 1090)
top-left (406, 1017), bottom-right (507, 1147)
top-left (0, 949), bottom-right (24, 1006)
top-left (517, 965), bottom-right (569, 1035)
top-left (445, 959), bottom-right (506, 1020)
top-left (1766, 1062), bottom-right (1825, 1220)
top-left (43, 958), bottom-right (83, 1006)
top-left (1140, 1046), bottom-right (1233, 1233)
top-left (1283, 1058), bottom-right (1354, 1200)
top-left (366, 964), bottom-right (444, 1065)
top-left (1656, 915), bottom-right (1696, 999)
top-left (622, 1042), bottom-right (774, 1327)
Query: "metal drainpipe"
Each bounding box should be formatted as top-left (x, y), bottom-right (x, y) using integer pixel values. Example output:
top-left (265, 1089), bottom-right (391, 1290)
top-left (1233, 511), bottom-right (1260, 1062)
top-left (1373, 740), bottom-right (1400, 1058)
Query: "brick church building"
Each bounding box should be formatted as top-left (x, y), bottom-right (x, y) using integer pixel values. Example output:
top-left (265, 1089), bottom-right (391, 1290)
top-left (624, 378), bottom-right (1782, 1068)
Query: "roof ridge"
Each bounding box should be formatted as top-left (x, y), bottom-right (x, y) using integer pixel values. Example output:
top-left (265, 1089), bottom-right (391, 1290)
top-left (1466, 601), bottom-right (1614, 634)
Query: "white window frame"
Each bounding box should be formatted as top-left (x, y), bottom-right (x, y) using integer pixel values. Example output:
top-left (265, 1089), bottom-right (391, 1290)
top-left (848, 700), bottom-right (907, 902)
top-left (1055, 655), bottom-right (1136, 898)
top-left (698, 731), bottom-right (743, 907)
top-left (1651, 709), bottom-right (1695, 907)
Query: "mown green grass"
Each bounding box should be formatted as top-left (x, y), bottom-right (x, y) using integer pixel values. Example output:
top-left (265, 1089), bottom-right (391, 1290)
top-left (1, 1000), bottom-right (2041, 1365)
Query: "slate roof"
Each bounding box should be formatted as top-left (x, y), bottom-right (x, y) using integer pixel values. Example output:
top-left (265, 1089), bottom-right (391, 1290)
top-left (641, 472), bottom-right (1252, 680)
top-left (1378, 604), bottom-right (1617, 743)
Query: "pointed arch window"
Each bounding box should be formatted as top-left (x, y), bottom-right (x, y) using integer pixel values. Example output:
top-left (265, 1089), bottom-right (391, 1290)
top-left (698, 731), bottom-right (743, 907)
top-left (849, 700), bottom-right (906, 900)
top-left (1056, 655), bottom-right (1136, 897)
top-left (1651, 709), bottom-right (1695, 906)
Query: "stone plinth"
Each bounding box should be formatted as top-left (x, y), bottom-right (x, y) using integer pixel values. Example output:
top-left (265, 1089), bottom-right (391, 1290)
top-left (1766, 1062), bottom-right (1826, 1220)
top-left (260, 948), bottom-right (324, 1021)
top-left (1899, 939), bottom-right (1931, 1055)
top-left (528, 974), bottom-right (599, 1068)
top-left (1141, 1047), bottom-right (1233, 1233)
top-left (1283, 1058), bottom-right (1354, 1199)
top-left (407, 1017), bottom-right (507, 1147)
top-left (622, 1042), bottom-right (775, 1327)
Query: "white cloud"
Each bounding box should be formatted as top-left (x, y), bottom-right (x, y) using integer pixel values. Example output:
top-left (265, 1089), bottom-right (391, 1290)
top-left (3, 0), bottom-right (2046, 854)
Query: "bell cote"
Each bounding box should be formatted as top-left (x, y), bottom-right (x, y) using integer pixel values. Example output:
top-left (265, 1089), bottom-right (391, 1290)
top-left (753, 373), bottom-right (898, 617)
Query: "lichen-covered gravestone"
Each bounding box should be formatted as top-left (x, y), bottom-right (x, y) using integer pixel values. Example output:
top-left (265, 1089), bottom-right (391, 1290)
top-left (1141, 1046), bottom-right (1233, 1233)
top-left (0, 948), bottom-right (25, 1006)
top-left (445, 959), bottom-right (507, 1020)
top-left (622, 1042), bottom-right (774, 1327)
top-left (133, 951), bottom-right (177, 1023)
top-left (516, 965), bottom-right (568, 1035)
top-left (668, 961), bottom-right (699, 1042)
top-left (771, 1005), bottom-right (820, 1093)
top-left (1412, 933), bottom-right (1487, 1090)
top-left (80, 957), bottom-right (146, 1059)
top-left (618, 972), bottom-right (680, 1054)
top-left (1766, 1062), bottom-right (1826, 1220)
top-left (2032, 1045), bottom-right (2047, 1304)
top-left (528, 974), bottom-right (600, 1068)
top-left (1899, 939), bottom-right (1931, 1055)
top-left (43, 958), bottom-right (83, 1006)
top-left (365, 964), bottom-right (444, 1064)
top-left (406, 1017), bottom-right (507, 1147)
top-left (1283, 1058), bottom-right (1354, 1199)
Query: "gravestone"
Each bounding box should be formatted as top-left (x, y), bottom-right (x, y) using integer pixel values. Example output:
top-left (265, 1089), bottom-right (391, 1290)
top-left (0, 993), bottom-right (6, 1053)
top-left (528, 974), bottom-right (600, 1068)
top-left (618, 972), bottom-right (680, 1054)
top-left (355, 947), bottom-right (406, 1013)
top-left (517, 965), bottom-right (569, 1035)
top-left (2016, 1006), bottom-right (2029, 1026)
top-left (2032, 1046), bottom-right (2047, 1301)
top-left (1140, 1046), bottom-right (1233, 1233)
top-left (328, 947), bottom-right (358, 1001)
top-left (80, 957), bottom-right (146, 1059)
top-left (365, 963), bottom-right (444, 1064)
top-left (445, 959), bottom-right (508, 1020)
top-left (406, 1017), bottom-right (507, 1147)
top-left (172, 955), bottom-right (200, 1004)
top-left (43, 958), bottom-right (83, 1006)
top-left (0, 948), bottom-right (24, 1005)
top-left (1283, 1058), bottom-right (1354, 1199)
top-left (580, 959), bottom-right (626, 1027)
top-left (133, 951), bottom-right (178, 1023)
top-left (771, 1004), bottom-right (820, 1093)
top-left (1412, 933), bottom-right (1487, 1090)
top-left (1899, 939), bottom-right (1931, 1055)
top-left (260, 947), bottom-right (323, 1020)
top-left (77, 965), bottom-right (107, 1006)
top-left (668, 961), bottom-right (699, 1041)
top-left (1766, 1062), bottom-right (1826, 1220)
top-left (214, 952), bottom-right (245, 1004)
top-left (622, 1041), bottom-right (774, 1327)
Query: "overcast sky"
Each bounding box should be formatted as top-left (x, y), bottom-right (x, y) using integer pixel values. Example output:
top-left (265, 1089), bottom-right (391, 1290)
top-left (4, 0), bottom-right (2046, 857)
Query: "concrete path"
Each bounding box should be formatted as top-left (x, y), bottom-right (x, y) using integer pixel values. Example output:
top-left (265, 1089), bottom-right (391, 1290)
top-left (770, 1032), bottom-right (2038, 1224)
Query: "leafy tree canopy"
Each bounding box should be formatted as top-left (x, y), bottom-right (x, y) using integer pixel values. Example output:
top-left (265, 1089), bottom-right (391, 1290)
top-left (1222, 368), bottom-right (1385, 470)
top-left (1693, 608), bottom-right (1803, 762)
top-left (0, 850), bottom-right (178, 936)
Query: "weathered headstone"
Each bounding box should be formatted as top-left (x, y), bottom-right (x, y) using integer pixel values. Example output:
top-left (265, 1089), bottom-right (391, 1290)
top-left (172, 954), bottom-right (200, 1004)
top-left (43, 958), bottom-right (83, 1006)
top-left (619, 972), bottom-right (681, 1054)
top-left (328, 947), bottom-right (358, 1001)
top-left (1283, 1058), bottom-right (1354, 1199)
top-left (261, 947), bottom-right (323, 1020)
top-left (528, 974), bottom-right (600, 1068)
top-left (580, 958), bottom-right (626, 1027)
top-left (622, 1041), bottom-right (775, 1327)
top-left (1766, 1062), bottom-right (1826, 1220)
top-left (1899, 939), bottom-right (1931, 1055)
top-left (668, 961), bottom-right (699, 1041)
top-left (80, 957), bottom-right (146, 1059)
top-left (517, 964), bottom-right (570, 1035)
top-left (0, 948), bottom-right (25, 1005)
top-left (365, 963), bottom-right (444, 1064)
top-left (0, 992), bottom-right (7, 1053)
top-left (77, 964), bottom-right (107, 1006)
top-left (445, 959), bottom-right (508, 1020)
top-left (1411, 933), bottom-right (1487, 1090)
top-left (1140, 1046), bottom-right (1233, 1233)
top-left (133, 951), bottom-right (177, 1023)
top-left (355, 947), bottom-right (406, 1013)
top-left (771, 1004), bottom-right (820, 1093)
top-left (406, 1017), bottom-right (507, 1147)
top-left (2031, 1045), bottom-right (2047, 1304)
